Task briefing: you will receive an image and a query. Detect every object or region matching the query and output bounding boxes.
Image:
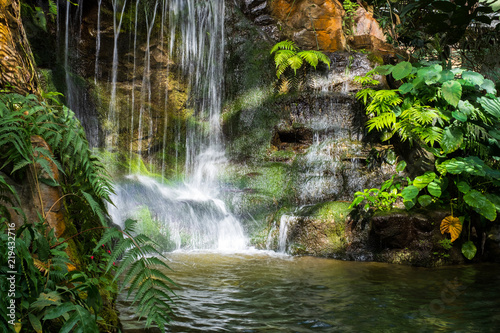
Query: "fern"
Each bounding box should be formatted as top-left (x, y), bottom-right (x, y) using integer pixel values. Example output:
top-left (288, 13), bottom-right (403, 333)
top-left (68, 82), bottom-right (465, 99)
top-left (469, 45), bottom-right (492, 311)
top-left (0, 93), bottom-right (113, 227)
top-left (270, 40), bottom-right (330, 80)
top-left (270, 40), bottom-right (298, 54)
top-left (95, 219), bottom-right (176, 331)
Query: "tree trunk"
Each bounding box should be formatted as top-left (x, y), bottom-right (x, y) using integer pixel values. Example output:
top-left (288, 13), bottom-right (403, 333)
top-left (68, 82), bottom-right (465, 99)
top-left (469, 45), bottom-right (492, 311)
top-left (0, 0), bottom-right (39, 95)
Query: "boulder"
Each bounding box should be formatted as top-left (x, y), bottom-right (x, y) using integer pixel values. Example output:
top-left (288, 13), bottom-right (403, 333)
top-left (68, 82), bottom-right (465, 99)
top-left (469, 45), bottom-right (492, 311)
top-left (270, 0), bottom-right (346, 51)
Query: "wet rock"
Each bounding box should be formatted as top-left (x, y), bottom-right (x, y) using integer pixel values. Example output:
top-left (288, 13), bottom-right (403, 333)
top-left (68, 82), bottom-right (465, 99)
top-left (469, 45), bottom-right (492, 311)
top-left (345, 208), bottom-right (467, 267)
top-left (254, 14), bottom-right (276, 26)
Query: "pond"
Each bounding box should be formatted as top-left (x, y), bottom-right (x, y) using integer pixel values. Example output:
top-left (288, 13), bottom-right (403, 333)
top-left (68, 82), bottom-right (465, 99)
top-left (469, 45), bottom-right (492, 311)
top-left (117, 251), bottom-right (500, 332)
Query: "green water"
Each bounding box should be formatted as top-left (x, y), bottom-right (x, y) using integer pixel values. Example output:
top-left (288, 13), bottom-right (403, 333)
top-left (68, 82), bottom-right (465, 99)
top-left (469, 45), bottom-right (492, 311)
top-left (117, 252), bottom-right (500, 332)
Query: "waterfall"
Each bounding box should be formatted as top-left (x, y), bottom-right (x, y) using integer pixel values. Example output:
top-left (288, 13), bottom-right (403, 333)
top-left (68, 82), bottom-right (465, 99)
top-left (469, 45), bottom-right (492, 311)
top-left (101, 0), bottom-right (246, 250)
top-left (59, 0), bottom-right (247, 250)
top-left (278, 215), bottom-right (290, 253)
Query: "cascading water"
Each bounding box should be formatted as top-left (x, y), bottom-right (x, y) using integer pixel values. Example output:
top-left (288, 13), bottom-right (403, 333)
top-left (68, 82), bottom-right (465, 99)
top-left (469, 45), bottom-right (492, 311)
top-left (62, 0), bottom-right (248, 250)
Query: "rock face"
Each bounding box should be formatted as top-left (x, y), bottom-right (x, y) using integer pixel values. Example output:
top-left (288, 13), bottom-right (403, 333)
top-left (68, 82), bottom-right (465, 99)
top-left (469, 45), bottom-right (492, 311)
top-left (270, 0), bottom-right (346, 51)
top-left (346, 209), bottom-right (466, 267)
top-left (354, 5), bottom-right (385, 41)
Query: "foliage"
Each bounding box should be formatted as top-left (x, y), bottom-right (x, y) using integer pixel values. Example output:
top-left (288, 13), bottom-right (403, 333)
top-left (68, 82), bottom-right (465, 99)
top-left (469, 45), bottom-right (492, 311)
top-left (95, 219), bottom-right (176, 330)
top-left (342, 0), bottom-right (360, 36)
top-left (0, 93), bottom-right (113, 226)
top-left (0, 220), bottom-right (102, 332)
top-left (363, 0), bottom-right (500, 61)
top-left (349, 160), bottom-right (407, 211)
top-left (270, 40), bottom-right (330, 93)
top-left (0, 92), bottom-right (175, 331)
top-left (353, 62), bottom-right (500, 259)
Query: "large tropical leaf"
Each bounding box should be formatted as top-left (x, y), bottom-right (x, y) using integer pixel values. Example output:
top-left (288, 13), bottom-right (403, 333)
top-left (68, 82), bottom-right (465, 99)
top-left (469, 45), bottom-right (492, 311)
top-left (464, 190), bottom-right (497, 221)
top-left (441, 80), bottom-right (462, 107)
top-left (462, 241), bottom-right (477, 260)
top-left (440, 126), bottom-right (464, 154)
top-left (479, 96), bottom-right (500, 119)
top-left (440, 215), bottom-right (462, 242)
top-left (392, 61), bottom-right (413, 80)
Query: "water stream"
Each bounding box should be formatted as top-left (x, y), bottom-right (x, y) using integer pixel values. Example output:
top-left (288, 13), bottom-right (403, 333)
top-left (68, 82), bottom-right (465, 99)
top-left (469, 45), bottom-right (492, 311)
top-left (117, 252), bottom-right (500, 332)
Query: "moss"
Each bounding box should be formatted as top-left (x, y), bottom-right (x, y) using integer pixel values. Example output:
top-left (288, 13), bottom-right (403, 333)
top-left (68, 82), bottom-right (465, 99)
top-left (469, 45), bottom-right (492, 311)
top-left (134, 206), bottom-right (176, 252)
top-left (367, 52), bottom-right (384, 66)
top-left (313, 201), bottom-right (352, 223)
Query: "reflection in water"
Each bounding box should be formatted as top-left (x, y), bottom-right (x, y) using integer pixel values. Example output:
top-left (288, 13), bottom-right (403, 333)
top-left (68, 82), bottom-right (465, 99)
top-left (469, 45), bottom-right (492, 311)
top-left (117, 252), bottom-right (500, 332)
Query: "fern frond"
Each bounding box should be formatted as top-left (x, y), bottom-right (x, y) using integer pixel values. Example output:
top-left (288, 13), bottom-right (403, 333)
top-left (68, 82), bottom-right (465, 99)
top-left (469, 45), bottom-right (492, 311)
top-left (356, 88), bottom-right (376, 105)
top-left (297, 50), bottom-right (331, 69)
top-left (412, 126), bottom-right (443, 145)
top-left (405, 106), bottom-right (440, 125)
top-left (287, 55), bottom-right (303, 75)
top-left (297, 50), bottom-right (319, 68)
top-left (367, 112), bottom-right (397, 132)
top-left (270, 40), bottom-right (298, 54)
top-left (366, 90), bottom-right (402, 115)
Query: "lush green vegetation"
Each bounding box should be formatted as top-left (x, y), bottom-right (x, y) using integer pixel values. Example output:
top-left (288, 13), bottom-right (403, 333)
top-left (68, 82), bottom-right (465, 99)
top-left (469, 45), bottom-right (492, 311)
top-left (351, 61), bottom-right (500, 260)
top-left (0, 93), bottom-right (174, 332)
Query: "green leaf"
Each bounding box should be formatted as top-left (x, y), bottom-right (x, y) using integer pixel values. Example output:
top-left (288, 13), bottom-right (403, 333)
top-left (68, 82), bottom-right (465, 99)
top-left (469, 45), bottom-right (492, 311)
top-left (456, 181), bottom-right (470, 194)
top-left (349, 196), bottom-right (365, 208)
top-left (480, 79), bottom-right (497, 95)
top-left (59, 305), bottom-right (99, 333)
top-left (270, 40), bottom-right (298, 54)
top-left (424, 68), bottom-right (442, 85)
top-left (30, 291), bottom-right (62, 310)
top-left (36, 237), bottom-right (50, 262)
top-left (29, 313), bottom-right (43, 333)
top-left (418, 195), bottom-right (433, 207)
top-left (441, 81), bottom-right (462, 107)
top-left (486, 193), bottom-right (500, 212)
top-left (413, 172), bottom-right (436, 189)
top-left (43, 303), bottom-right (76, 320)
top-left (440, 127), bottom-right (464, 154)
top-left (464, 190), bottom-right (497, 221)
top-left (439, 70), bottom-right (455, 82)
top-left (462, 241), bottom-right (477, 260)
top-left (396, 160), bottom-right (407, 172)
top-left (458, 100), bottom-right (474, 116)
top-left (392, 61), bottom-right (412, 80)
top-left (462, 71), bottom-right (484, 86)
top-left (399, 82), bottom-right (413, 94)
top-left (451, 110), bottom-right (467, 122)
top-left (404, 198), bottom-right (416, 210)
top-left (479, 96), bottom-right (500, 119)
top-left (402, 185), bottom-right (420, 200)
top-left (375, 64), bottom-right (394, 75)
top-left (428, 180), bottom-right (442, 197)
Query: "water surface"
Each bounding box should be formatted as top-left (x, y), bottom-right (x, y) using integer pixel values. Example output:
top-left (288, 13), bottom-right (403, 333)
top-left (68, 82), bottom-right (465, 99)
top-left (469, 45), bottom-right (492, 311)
top-left (118, 252), bottom-right (500, 332)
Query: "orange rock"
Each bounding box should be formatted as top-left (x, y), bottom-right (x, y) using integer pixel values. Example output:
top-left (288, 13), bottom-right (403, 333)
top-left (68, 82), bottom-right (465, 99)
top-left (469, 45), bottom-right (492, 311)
top-left (270, 0), bottom-right (346, 52)
top-left (30, 135), bottom-right (66, 237)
